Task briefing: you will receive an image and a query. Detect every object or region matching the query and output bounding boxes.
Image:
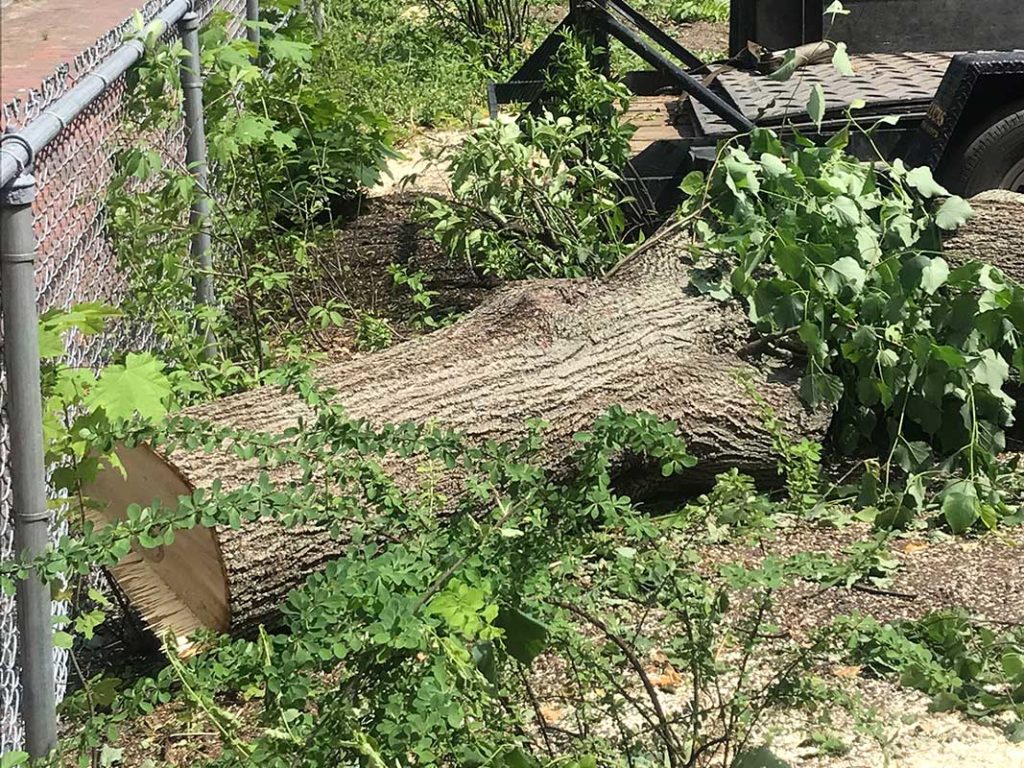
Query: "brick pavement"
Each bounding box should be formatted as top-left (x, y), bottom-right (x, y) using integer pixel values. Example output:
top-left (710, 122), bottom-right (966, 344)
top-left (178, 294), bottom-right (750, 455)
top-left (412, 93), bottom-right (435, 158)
top-left (0, 0), bottom-right (144, 104)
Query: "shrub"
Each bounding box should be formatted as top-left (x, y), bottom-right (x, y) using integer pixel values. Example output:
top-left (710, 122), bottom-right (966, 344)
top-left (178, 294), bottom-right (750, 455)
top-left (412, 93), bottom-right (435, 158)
top-left (423, 0), bottom-right (532, 68)
top-left (108, 9), bottom-right (395, 393)
top-left (421, 35), bottom-right (642, 279)
top-left (680, 126), bottom-right (1022, 530)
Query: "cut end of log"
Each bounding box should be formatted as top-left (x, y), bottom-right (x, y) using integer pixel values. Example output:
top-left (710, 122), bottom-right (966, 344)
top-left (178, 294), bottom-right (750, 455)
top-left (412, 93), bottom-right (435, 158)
top-left (85, 445), bottom-right (230, 647)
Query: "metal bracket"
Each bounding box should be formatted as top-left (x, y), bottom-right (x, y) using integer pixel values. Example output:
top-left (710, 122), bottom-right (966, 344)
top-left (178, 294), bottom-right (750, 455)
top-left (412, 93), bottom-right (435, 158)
top-left (0, 172), bottom-right (36, 207)
top-left (600, 14), bottom-right (753, 132)
top-left (0, 134), bottom-right (35, 181)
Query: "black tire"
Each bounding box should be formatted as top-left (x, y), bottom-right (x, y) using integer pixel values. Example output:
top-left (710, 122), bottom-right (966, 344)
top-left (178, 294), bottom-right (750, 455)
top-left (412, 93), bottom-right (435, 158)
top-left (947, 100), bottom-right (1024, 195)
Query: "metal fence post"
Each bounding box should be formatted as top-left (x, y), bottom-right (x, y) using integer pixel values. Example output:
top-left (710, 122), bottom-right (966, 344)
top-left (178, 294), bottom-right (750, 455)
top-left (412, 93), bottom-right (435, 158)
top-left (245, 0), bottom-right (260, 52)
top-left (1, 173), bottom-right (58, 759)
top-left (178, 10), bottom-right (217, 359)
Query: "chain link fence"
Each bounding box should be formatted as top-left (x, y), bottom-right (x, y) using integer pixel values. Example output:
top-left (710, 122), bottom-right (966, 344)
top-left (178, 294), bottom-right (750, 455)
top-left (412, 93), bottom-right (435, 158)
top-left (1, 0), bottom-right (246, 751)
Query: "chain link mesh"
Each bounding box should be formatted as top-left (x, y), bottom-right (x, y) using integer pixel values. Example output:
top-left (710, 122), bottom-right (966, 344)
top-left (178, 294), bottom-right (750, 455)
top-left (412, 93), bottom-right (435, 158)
top-left (1, 0), bottom-right (246, 751)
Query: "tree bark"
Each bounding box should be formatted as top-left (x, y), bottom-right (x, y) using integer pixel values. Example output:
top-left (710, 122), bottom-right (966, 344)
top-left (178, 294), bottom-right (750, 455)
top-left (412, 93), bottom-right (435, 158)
top-left (84, 192), bottom-right (1024, 646)
top-left (944, 190), bottom-right (1024, 281)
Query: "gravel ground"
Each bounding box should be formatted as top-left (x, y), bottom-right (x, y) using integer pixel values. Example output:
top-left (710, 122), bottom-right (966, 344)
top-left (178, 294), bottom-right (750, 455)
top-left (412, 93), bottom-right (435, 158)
top-left (762, 678), bottom-right (1024, 767)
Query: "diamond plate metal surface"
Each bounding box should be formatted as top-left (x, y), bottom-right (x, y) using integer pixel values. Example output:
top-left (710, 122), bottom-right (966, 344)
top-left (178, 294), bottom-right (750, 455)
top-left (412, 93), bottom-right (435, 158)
top-left (692, 52), bottom-right (953, 134)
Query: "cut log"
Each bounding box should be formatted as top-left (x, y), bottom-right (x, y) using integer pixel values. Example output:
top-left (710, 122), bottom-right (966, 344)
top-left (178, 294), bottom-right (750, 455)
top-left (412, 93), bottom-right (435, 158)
top-left (85, 192), bottom-right (1024, 646)
top-left (944, 190), bottom-right (1024, 282)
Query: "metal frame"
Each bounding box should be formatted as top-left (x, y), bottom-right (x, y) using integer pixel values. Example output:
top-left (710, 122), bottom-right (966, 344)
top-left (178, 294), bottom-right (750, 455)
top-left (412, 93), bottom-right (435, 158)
top-left (179, 10), bottom-right (218, 359)
top-left (599, 14), bottom-right (753, 131)
top-left (487, 0), bottom-right (753, 132)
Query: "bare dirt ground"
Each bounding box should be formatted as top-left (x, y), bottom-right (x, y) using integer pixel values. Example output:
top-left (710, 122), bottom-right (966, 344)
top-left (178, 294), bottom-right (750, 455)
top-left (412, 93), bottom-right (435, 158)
top-left (667, 20), bottom-right (729, 58)
top-left (368, 130), bottom-right (463, 199)
top-left (522, 518), bottom-right (1024, 768)
top-left (709, 523), bottom-right (1024, 767)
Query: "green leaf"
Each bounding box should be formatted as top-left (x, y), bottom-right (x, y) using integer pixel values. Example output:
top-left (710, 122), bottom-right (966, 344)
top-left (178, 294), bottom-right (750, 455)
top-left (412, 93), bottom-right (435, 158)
top-left (100, 745), bottom-right (124, 767)
top-left (807, 84), bottom-right (826, 129)
top-left (919, 257), bottom-right (949, 295)
top-left (53, 630), bottom-right (74, 649)
top-left (0, 753), bottom-right (28, 768)
top-left (972, 349), bottom-right (1010, 395)
top-left (472, 641), bottom-right (499, 687)
top-left (233, 114), bottom-right (275, 146)
top-left (759, 153), bottom-right (788, 178)
top-left (829, 195), bottom-right (861, 226)
top-left (265, 37), bottom-right (313, 65)
top-left (900, 254), bottom-right (931, 292)
top-left (499, 748), bottom-right (541, 768)
top-left (495, 607), bottom-right (549, 666)
top-left (893, 441), bottom-right (931, 472)
top-left (773, 242), bottom-right (805, 279)
top-left (935, 195), bottom-right (973, 230)
top-left (832, 42), bottom-right (854, 76)
top-left (800, 367), bottom-right (844, 405)
top-left (1007, 720), bottom-right (1024, 743)
top-left (38, 303), bottom-right (121, 358)
top-left (829, 256), bottom-right (867, 293)
top-left (85, 352), bottom-right (172, 423)
top-left (769, 49), bottom-right (798, 82)
top-left (733, 746), bottom-right (792, 768)
top-left (931, 344), bottom-right (966, 369)
top-left (1001, 652), bottom-right (1024, 683)
top-left (928, 691), bottom-right (964, 712)
top-left (905, 166), bottom-right (948, 198)
top-left (855, 226), bottom-right (881, 264)
top-left (877, 348), bottom-right (899, 368)
top-left (680, 170), bottom-right (705, 196)
top-left (941, 480), bottom-right (979, 534)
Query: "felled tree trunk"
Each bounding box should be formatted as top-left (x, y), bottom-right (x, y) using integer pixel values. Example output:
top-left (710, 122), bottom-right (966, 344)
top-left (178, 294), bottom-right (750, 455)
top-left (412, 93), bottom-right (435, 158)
top-left (85, 193), bottom-right (1024, 646)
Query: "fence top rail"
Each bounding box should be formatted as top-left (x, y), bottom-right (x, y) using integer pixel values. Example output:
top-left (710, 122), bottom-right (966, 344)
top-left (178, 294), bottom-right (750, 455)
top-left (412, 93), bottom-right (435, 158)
top-left (0, 0), bottom-right (192, 190)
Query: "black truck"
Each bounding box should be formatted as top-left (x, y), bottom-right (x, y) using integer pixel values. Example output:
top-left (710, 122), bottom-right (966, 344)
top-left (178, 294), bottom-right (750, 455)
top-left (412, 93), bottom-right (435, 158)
top-left (491, 0), bottom-right (1024, 204)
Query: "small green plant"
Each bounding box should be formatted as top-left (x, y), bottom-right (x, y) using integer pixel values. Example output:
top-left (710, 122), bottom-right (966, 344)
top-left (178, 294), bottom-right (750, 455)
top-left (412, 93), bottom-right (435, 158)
top-left (38, 305), bottom-right (177, 494)
top-left (354, 311), bottom-right (395, 350)
top-left (422, 0), bottom-right (532, 68)
top-left (389, 263), bottom-right (459, 329)
top-left (108, 6), bottom-right (395, 394)
top-left (840, 611), bottom-right (1024, 740)
top-left (663, 0), bottom-right (729, 24)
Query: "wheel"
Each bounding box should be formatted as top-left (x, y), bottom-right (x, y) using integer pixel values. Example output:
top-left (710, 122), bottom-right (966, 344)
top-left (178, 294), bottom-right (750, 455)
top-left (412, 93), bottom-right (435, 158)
top-left (947, 100), bottom-right (1024, 195)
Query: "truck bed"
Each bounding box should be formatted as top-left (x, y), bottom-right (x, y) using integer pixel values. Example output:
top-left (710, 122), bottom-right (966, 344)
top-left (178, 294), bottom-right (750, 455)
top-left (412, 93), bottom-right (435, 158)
top-left (625, 51), bottom-right (954, 206)
top-left (626, 51), bottom-right (952, 152)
